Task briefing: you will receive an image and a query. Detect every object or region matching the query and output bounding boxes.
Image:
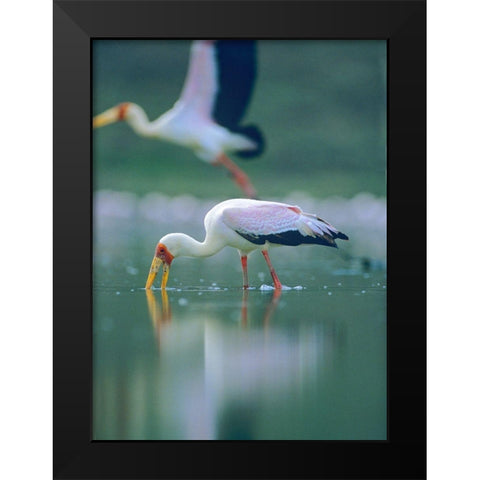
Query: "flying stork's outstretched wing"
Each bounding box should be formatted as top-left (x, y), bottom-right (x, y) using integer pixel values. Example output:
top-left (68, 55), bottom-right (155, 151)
top-left (212, 40), bottom-right (257, 129)
top-left (178, 40), bottom-right (264, 158)
top-left (176, 40), bottom-right (218, 117)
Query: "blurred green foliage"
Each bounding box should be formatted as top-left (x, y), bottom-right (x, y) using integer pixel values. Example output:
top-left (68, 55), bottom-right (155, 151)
top-left (93, 40), bottom-right (386, 199)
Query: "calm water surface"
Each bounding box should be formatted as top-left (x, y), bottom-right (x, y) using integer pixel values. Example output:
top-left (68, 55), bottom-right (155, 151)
top-left (93, 216), bottom-right (386, 440)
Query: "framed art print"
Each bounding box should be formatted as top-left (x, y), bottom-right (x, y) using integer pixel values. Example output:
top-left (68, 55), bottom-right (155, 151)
top-left (54, 1), bottom-right (426, 478)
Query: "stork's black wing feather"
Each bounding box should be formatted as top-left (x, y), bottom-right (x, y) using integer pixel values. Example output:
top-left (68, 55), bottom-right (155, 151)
top-left (234, 230), bottom-right (345, 248)
top-left (213, 40), bottom-right (257, 129)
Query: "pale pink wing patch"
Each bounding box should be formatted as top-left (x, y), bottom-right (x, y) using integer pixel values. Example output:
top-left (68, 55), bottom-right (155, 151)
top-left (222, 204), bottom-right (303, 236)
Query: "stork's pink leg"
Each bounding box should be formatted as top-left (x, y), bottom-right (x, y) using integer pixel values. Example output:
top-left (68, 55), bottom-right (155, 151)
top-left (214, 153), bottom-right (258, 199)
top-left (240, 255), bottom-right (249, 289)
top-left (261, 250), bottom-right (282, 290)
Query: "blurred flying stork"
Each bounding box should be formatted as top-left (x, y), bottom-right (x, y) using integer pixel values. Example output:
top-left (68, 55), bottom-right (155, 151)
top-left (93, 40), bottom-right (264, 198)
top-left (145, 198), bottom-right (349, 290)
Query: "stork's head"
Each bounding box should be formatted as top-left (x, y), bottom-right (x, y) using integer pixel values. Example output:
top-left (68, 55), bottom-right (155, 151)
top-left (145, 241), bottom-right (175, 290)
top-left (92, 102), bottom-right (132, 128)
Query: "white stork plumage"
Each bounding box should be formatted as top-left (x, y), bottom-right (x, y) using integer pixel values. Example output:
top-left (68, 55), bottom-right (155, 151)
top-left (93, 40), bottom-right (264, 198)
top-left (145, 198), bottom-right (349, 290)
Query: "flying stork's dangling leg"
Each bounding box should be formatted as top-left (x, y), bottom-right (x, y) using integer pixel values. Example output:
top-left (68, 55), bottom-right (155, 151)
top-left (214, 153), bottom-right (258, 199)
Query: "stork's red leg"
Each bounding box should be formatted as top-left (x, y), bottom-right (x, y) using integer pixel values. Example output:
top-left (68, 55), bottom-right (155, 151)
top-left (261, 250), bottom-right (282, 290)
top-left (214, 153), bottom-right (258, 199)
top-left (240, 255), bottom-right (249, 289)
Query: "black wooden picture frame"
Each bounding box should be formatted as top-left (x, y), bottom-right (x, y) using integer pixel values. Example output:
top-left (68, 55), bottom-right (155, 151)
top-left (53, 1), bottom-right (426, 478)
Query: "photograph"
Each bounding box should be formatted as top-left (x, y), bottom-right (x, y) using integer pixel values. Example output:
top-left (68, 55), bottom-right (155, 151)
top-left (92, 39), bottom-right (387, 441)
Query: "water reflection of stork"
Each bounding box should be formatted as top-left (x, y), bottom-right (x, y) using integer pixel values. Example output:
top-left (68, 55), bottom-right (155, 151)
top-left (93, 40), bottom-right (263, 198)
top-left (145, 289), bottom-right (171, 348)
top-left (144, 289), bottom-right (333, 439)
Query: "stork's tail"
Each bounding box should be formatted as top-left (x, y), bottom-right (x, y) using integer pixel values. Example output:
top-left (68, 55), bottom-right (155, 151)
top-left (301, 214), bottom-right (349, 248)
top-left (232, 124), bottom-right (265, 159)
top-left (333, 229), bottom-right (349, 241)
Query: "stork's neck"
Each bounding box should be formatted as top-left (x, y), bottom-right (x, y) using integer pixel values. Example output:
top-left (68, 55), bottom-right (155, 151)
top-left (163, 233), bottom-right (225, 259)
top-left (125, 104), bottom-right (158, 137)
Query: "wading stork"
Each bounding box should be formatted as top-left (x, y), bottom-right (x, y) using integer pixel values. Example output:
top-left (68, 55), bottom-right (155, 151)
top-left (145, 198), bottom-right (349, 290)
top-left (93, 40), bottom-right (264, 198)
